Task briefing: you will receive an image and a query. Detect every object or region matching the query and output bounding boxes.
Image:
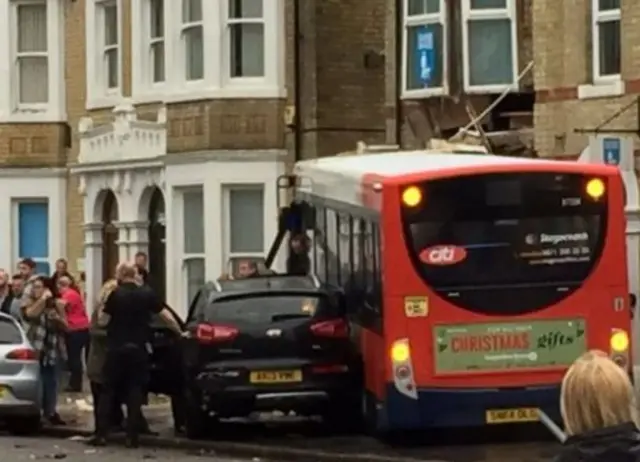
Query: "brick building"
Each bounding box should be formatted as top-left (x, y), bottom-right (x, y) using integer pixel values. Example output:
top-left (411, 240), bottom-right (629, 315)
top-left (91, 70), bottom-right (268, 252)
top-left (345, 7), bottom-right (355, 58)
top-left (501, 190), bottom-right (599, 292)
top-left (0, 0), bottom-right (391, 314)
top-left (70, 0), bottom-right (291, 312)
top-left (533, 0), bottom-right (633, 159)
top-left (6, 0), bottom-right (627, 313)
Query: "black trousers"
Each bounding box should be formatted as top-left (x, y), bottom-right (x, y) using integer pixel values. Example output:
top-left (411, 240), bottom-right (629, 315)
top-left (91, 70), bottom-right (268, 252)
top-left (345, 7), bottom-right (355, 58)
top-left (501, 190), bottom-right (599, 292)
top-left (66, 329), bottom-right (89, 391)
top-left (95, 345), bottom-right (148, 440)
top-left (90, 381), bottom-right (123, 432)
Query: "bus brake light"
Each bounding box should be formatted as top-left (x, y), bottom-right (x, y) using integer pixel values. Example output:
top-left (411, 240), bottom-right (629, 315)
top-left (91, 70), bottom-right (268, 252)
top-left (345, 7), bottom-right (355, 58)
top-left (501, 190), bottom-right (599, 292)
top-left (586, 178), bottom-right (605, 199)
top-left (610, 330), bottom-right (629, 352)
top-left (402, 186), bottom-right (422, 207)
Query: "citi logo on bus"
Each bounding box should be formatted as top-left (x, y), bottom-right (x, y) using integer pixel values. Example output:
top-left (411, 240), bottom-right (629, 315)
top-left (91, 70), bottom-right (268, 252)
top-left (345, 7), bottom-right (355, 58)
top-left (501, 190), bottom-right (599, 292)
top-left (419, 245), bottom-right (467, 265)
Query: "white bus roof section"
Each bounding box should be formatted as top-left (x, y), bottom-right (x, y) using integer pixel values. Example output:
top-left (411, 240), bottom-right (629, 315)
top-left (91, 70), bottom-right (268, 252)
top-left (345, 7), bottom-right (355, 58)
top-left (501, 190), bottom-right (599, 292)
top-left (294, 151), bottom-right (562, 208)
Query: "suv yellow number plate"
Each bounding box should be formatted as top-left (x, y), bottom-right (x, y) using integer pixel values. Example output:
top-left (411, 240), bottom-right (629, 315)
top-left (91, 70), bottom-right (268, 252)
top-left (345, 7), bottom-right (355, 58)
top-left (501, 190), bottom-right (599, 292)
top-left (250, 370), bottom-right (302, 384)
top-left (486, 408), bottom-right (539, 424)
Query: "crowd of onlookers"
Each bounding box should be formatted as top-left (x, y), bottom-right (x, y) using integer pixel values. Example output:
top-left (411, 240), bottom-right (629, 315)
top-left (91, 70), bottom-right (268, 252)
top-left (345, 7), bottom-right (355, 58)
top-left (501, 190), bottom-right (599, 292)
top-left (0, 257), bottom-right (90, 425)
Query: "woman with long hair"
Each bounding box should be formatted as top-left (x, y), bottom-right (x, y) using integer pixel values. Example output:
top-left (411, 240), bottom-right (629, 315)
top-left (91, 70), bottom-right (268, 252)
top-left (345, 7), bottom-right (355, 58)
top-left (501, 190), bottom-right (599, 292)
top-left (21, 275), bottom-right (68, 425)
top-left (555, 350), bottom-right (640, 461)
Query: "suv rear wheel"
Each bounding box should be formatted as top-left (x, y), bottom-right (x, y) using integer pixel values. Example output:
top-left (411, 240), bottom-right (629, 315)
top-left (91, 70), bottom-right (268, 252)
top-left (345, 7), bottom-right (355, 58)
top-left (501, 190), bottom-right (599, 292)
top-left (184, 390), bottom-right (215, 440)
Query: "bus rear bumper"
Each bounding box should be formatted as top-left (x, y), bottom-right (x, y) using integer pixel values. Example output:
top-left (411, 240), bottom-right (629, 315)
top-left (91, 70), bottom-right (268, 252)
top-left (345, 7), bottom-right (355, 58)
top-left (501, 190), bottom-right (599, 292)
top-left (379, 383), bottom-right (562, 430)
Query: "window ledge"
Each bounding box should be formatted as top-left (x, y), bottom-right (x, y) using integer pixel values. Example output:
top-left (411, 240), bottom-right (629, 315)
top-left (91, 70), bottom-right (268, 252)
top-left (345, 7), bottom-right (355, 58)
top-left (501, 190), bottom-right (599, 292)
top-left (578, 80), bottom-right (625, 100)
top-left (464, 83), bottom-right (517, 94)
top-left (0, 109), bottom-right (67, 124)
top-left (86, 94), bottom-right (124, 111)
top-left (401, 87), bottom-right (447, 100)
top-left (161, 85), bottom-right (286, 104)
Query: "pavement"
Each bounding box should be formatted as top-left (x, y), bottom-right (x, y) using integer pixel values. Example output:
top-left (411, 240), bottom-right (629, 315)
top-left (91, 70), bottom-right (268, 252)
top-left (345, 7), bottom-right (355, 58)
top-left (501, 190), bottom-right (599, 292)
top-left (42, 393), bottom-right (561, 462)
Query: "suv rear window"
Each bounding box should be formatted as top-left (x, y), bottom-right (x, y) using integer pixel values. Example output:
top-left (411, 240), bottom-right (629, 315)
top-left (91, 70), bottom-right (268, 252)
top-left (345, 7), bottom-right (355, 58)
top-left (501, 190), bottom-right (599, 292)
top-left (204, 294), bottom-right (330, 324)
top-left (0, 317), bottom-right (22, 344)
top-left (401, 172), bottom-right (608, 314)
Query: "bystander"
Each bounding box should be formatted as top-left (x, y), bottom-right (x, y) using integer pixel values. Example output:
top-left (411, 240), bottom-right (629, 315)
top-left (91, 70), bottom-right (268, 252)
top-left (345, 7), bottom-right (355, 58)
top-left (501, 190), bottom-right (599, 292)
top-left (90, 263), bottom-right (181, 447)
top-left (554, 350), bottom-right (640, 461)
top-left (58, 276), bottom-right (89, 393)
top-left (21, 275), bottom-right (68, 426)
top-left (0, 270), bottom-right (14, 315)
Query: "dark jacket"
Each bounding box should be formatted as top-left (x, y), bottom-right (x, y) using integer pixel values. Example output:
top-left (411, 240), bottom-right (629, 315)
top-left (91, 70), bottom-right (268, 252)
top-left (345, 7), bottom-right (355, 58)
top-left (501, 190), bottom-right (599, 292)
top-left (554, 423), bottom-right (640, 462)
top-left (0, 291), bottom-right (14, 315)
top-left (86, 309), bottom-right (108, 384)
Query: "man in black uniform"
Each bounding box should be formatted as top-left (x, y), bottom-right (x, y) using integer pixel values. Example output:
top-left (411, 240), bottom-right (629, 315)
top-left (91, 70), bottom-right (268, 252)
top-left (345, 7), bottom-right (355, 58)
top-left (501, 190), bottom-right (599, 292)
top-left (90, 263), bottom-right (181, 447)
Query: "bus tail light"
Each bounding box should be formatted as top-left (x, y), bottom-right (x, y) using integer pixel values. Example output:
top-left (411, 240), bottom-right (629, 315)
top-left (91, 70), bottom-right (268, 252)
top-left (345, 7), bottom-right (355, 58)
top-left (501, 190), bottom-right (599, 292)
top-left (585, 178), bottom-right (605, 199)
top-left (401, 186), bottom-right (422, 207)
top-left (610, 329), bottom-right (629, 352)
top-left (610, 329), bottom-right (630, 369)
top-left (390, 339), bottom-right (417, 400)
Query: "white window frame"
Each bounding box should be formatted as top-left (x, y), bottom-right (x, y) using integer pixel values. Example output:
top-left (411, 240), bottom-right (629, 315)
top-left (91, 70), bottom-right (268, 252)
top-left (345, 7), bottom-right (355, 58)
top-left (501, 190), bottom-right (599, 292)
top-left (175, 186), bottom-right (206, 307)
top-left (181, 0), bottom-right (205, 84)
top-left (0, 0), bottom-right (65, 122)
top-left (221, 0), bottom-right (279, 94)
top-left (401, 0), bottom-right (448, 99)
top-left (85, 0), bottom-right (123, 110)
top-left (461, 0), bottom-right (518, 94)
top-left (11, 199), bottom-right (51, 273)
top-left (222, 185), bottom-right (265, 271)
top-left (591, 0), bottom-right (621, 84)
top-left (131, 0), bottom-right (285, 104)
top-left (131, 0), bottom-right (167, 101)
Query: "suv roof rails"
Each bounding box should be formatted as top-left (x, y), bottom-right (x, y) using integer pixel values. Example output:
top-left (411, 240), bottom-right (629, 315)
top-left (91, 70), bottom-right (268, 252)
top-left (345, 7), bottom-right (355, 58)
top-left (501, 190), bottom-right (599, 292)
top-left (204, 280), bottom-right (223, 292)
top-left (215, 273), bottom-right (321, 291)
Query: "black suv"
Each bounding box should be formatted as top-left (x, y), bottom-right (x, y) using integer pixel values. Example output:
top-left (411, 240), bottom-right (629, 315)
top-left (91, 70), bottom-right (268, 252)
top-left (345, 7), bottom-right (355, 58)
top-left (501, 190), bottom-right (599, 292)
top-left (181, 275), bottom-right (362, 438)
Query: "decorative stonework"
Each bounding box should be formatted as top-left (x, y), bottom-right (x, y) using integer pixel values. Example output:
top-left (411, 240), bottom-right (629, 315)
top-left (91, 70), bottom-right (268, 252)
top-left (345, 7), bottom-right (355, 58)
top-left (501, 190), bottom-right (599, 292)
top-left (78, 99), bottom-right (167, 165)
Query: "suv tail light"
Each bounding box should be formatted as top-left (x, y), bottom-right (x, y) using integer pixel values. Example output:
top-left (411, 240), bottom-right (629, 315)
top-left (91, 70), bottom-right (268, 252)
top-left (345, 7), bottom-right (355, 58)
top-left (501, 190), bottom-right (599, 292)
top-left (310, 318), bottom-right (349, 338)
top-left (196, 324), bottom-right (239, 344)
top-left (6, 348), bottom-right (38, 361)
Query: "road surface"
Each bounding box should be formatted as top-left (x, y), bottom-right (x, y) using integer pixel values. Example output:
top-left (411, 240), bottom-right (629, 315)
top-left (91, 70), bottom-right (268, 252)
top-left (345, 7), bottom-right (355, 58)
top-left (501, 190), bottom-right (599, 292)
top-left (0, 436), bottom-right (246, 462)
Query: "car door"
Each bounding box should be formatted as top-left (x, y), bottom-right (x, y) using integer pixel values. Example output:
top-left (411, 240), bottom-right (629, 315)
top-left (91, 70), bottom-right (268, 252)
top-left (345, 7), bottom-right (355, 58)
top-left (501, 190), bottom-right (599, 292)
top-left (147, 304), bottom-right (185, 396)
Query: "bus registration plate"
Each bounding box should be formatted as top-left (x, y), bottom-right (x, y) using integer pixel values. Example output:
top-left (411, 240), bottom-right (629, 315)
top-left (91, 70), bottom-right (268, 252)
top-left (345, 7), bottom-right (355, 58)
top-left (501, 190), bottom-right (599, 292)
top-left (486, 408), bottom-right (538, 424)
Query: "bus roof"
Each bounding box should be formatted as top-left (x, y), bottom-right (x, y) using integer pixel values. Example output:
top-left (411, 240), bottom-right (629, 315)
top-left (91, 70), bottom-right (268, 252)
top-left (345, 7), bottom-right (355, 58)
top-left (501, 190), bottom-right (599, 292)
top-left (294, 150), bottom-right (616, 208)
top-left (295, 151), bottom-right (597, 179)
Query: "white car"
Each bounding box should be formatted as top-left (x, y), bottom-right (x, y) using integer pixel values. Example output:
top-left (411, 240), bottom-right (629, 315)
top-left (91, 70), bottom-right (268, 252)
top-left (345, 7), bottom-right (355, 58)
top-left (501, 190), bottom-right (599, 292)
top-left (0, 312), bottom-right (42, 434)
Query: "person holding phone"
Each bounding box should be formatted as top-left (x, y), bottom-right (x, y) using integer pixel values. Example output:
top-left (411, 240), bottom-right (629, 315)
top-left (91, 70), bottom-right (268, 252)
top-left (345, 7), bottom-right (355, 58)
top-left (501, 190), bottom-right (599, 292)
top-left (21, 275), bottom-right (68, 425)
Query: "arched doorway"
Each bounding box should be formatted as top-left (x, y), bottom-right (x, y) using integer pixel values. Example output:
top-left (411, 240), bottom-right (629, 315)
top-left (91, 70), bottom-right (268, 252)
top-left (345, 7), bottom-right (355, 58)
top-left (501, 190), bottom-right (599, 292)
top-left (148, 187), bottom-right (166, 302)
top-left (101, 191), bottom-right (119, 283)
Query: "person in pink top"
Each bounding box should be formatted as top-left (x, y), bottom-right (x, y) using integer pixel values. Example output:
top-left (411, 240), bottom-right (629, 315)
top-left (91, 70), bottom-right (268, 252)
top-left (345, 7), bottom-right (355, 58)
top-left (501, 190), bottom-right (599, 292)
top-left (58, 275), bottom-right (89, 392)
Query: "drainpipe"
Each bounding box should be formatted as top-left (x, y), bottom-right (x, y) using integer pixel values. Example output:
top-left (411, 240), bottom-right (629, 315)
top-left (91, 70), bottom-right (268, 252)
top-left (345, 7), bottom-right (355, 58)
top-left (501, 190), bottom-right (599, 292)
top-left (293, 0), bottom-right (303, 161)
top-left (394, 0), bottom-right (402, 145)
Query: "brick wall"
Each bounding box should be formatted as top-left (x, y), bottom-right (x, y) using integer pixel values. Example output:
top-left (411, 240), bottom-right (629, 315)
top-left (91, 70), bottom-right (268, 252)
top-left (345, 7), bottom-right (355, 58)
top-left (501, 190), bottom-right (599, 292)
top-left (533, 0), bottom-right (640, 158)
top-left (292, 0), bottom-right (388, 159)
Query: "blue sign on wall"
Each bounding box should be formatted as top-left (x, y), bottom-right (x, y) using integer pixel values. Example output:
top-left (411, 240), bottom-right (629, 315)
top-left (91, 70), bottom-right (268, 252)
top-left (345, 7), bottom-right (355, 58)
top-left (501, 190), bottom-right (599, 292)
top-left (416, 27), bottom-right (435, 87)
top-left (602, 137), bottom-right (621, 165)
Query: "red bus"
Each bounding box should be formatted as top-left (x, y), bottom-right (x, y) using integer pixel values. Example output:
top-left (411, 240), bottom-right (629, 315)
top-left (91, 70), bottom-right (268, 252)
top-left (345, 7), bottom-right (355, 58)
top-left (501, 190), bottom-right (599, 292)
top-left (291, 150), bottom-right (630, 432)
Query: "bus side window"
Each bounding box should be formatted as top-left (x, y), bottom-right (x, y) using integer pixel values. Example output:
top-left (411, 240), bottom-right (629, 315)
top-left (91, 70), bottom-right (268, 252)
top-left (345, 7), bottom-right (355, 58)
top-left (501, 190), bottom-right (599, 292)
top-left (338, 213), bottom-right (353, 288)
top-left (313, 205), bottom-right (328, 283)
top-left (355, 218), bottom-right (366, 293)
top-left (325, 208), bottom-right (341, 286)
top-left (363, 220), bottom-right (378, 312)
top-left (372, 222), bottom-right (382, 314)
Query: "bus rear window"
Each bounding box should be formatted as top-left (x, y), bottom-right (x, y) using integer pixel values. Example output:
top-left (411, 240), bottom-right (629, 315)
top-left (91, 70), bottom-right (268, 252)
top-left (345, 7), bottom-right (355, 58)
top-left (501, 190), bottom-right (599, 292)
top-left (401, 172), bottom-right (608, 313)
